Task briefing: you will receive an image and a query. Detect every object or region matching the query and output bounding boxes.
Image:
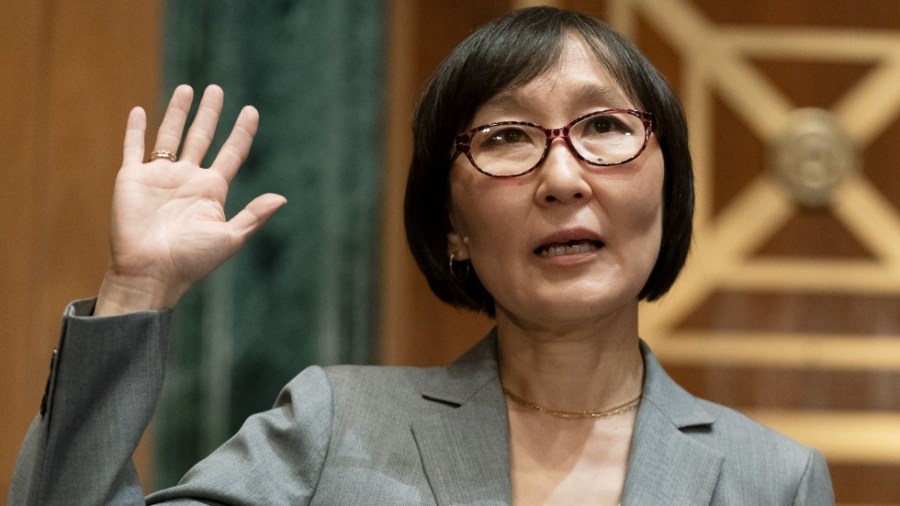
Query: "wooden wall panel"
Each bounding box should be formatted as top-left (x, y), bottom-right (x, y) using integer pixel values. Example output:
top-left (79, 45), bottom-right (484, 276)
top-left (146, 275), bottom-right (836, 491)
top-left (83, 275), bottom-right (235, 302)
top-left (0, 1), bottom-right (45, 497)
top-left (0, 1), bottom-right (161, 498)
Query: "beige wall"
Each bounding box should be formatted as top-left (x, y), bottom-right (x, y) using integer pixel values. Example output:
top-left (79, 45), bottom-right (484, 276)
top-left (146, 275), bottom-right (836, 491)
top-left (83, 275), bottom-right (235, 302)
top-left (0, 1), bottom-right (161, 496)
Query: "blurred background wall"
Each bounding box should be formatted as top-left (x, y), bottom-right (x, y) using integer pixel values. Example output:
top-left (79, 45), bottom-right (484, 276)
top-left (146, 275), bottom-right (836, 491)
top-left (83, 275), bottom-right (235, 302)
top-left (153, 0), bottom-right (385, 486)
top-left (2, 0), bottom-right (898, 503)
top-left (1, 0), bottom-right (164, 495)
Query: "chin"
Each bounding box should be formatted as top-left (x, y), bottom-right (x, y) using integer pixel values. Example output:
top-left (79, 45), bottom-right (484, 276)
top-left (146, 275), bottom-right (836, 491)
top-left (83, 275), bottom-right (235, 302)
top-left (500, 286), bottom-right (642, 329)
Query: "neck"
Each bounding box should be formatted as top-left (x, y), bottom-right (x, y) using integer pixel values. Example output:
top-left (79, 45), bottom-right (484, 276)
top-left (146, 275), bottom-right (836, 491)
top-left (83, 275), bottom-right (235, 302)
top-left (495, 303), bottom-right (644, 413)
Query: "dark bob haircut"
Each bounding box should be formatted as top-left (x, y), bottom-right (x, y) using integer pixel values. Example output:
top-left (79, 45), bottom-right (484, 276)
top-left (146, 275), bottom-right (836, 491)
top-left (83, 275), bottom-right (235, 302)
top-left (404, 7), bottom-right (694, 316)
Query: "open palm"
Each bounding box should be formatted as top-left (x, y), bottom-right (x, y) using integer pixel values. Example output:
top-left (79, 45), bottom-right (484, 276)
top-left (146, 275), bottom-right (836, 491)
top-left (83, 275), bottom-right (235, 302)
top-left (96, 85), bottom-right (285, 315)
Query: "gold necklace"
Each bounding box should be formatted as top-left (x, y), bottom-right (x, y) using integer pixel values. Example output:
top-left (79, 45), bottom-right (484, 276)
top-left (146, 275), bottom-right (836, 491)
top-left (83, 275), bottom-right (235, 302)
top-left (502, 387), bottom-right (641, 420)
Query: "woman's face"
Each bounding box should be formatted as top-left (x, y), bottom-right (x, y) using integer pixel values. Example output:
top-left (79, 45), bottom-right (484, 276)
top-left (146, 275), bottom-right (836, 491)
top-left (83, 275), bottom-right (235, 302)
top-left (447, 35), bottom-right (664, 332)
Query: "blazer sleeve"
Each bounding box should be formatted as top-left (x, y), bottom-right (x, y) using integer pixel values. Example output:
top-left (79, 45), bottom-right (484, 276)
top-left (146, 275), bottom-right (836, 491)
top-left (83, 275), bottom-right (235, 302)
top-left (145, 366), bottom-right (334, 505)
top-left (10, 300), bottom-right (335, 506)
top-left (9, 299), bottom-right (172, 506)
top-left (793, 449), bottom-right (835, 506)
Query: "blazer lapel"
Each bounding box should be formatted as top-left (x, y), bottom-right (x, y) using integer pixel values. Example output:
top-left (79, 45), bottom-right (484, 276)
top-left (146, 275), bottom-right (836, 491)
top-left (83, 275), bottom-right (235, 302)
top-left (411, 332), bottom-right (513, 506)
top-left (409, 336), bottom-right (724, 505)
top-left (621, 342), bottom-right (724, 505)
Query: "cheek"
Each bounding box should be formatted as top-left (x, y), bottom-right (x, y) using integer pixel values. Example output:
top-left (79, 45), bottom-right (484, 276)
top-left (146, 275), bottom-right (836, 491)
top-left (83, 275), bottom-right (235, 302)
top-left (602, 155), bottom-right (665, 258)
top-left (452, 199), bottom-right (518, 262)
top-left (638, 167), bottom-right (665, 266)
top-left (606, 160), bottom-right (664, 226)
top-left (448, 175), bottom-right (478, 239)
top-left (608, 190), bottom-right (662, 283)
top-left (449, 171), bottom-right (526, 243)
top-left (637, 181), bottom-right (665, 236)
top-left (448, 177), bottom-right (505, 263)
top-left (634, 148), bottom-right (665, 221)
top-left (636, 176), bottom-right (665, 255)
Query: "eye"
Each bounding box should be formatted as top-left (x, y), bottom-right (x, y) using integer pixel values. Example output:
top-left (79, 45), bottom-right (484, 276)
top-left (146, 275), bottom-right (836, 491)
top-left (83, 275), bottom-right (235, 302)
top-left (483, 126), bottom-right (535, 146)
top-left (584, 114), bottom-right (634, 136)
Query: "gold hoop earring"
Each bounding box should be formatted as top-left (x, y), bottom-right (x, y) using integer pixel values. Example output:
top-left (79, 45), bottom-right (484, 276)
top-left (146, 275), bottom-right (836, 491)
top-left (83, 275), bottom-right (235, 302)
top-left (449, 252), bottom-right (470, 282)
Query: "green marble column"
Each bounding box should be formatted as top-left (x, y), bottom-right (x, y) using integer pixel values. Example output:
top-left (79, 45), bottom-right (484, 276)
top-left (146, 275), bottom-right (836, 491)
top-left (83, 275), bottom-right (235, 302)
top-left (154, 0), bottom-right (385, 487)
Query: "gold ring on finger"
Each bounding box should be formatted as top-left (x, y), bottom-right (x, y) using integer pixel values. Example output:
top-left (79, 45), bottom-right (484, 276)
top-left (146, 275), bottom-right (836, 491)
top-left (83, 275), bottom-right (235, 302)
top-left (149, 149), bottom-right (178, 162)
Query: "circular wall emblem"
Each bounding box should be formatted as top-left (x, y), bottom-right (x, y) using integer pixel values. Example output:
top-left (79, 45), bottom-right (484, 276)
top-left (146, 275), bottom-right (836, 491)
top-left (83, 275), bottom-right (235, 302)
top-left (769, 108), bottom-right (858, 207)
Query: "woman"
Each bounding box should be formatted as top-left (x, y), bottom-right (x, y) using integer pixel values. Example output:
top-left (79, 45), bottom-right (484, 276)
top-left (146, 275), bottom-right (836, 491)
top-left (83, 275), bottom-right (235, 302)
top-left (11, 7), bottom-right (833, 505)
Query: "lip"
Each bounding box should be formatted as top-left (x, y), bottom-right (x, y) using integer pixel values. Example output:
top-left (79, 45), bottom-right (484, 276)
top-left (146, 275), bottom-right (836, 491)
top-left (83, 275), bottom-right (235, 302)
top-left (533, 227), bottom-right (605, 257)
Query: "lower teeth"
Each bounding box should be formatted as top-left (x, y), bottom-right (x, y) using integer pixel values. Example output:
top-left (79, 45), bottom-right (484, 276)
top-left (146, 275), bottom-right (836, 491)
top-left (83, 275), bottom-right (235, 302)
top-left (540, 243), bottom-right (597, 257)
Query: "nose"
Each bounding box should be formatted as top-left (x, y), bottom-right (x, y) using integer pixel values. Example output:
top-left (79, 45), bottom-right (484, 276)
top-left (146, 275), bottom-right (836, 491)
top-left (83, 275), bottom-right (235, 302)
top-left (535, 138), bottom-right (593, 205)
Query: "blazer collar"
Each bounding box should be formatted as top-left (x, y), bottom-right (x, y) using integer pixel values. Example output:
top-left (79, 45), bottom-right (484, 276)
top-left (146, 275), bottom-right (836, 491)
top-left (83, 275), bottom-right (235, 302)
top-left (412, 329), bottom-right (513, 505)
top-left (412, 332), bottom-right (724, 505)
top-left (621, 342), bottom-right (724, 505)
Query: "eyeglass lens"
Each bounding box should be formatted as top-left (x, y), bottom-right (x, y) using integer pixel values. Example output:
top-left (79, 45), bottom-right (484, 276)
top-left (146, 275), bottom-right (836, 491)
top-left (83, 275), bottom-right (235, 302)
top-left (468, 111), bottom-right (647, 177)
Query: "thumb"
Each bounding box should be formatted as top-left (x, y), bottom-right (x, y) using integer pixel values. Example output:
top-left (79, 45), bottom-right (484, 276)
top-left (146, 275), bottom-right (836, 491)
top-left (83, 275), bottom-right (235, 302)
top-left (228, 193), bottom-right (288, 247)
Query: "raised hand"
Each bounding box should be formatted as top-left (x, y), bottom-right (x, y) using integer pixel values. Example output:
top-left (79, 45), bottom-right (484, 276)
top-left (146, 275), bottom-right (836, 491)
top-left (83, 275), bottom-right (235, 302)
top-left (95, 85), bottom-right (286, 316)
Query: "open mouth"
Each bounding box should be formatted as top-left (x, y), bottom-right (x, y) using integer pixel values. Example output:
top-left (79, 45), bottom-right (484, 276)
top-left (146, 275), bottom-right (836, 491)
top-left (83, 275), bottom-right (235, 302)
top-left (535, 239), bottom-right (604, 258)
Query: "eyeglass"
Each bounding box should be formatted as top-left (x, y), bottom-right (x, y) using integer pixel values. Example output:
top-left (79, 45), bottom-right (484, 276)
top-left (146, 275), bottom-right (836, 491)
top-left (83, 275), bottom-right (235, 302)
top-left (452, 109), bottom-right (654, 178)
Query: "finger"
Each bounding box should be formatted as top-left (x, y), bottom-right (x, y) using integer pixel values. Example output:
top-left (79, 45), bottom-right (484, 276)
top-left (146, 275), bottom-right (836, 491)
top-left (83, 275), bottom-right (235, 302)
top-left (179, 84), bottom-right (224, 165)
top-left (153, 84), bottom-right (194, 155)
top-left (210, 105), bottom-right (259, 183)
top-left (228, 193), bottom-right (287, 247)
top-left (122, 106), bottom-right (147, 166)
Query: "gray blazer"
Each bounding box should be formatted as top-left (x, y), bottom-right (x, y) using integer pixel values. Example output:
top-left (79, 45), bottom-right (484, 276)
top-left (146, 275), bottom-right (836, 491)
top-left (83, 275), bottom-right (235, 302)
top-left (10, 300), bottom-right (834, 505)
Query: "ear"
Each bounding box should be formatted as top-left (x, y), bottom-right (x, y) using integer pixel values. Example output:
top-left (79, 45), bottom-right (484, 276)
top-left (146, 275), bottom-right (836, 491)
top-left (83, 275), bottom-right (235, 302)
top-left (447, 214), bottom-right (471, 261)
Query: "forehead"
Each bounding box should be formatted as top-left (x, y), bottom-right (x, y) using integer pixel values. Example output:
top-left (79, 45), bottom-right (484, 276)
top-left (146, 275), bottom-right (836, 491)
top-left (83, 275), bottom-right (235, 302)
top-left (475, 35), bottom-right (633, 119)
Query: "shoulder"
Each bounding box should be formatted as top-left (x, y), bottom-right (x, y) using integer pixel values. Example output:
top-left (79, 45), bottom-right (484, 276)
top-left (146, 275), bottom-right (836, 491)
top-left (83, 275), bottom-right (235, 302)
top-left (637, 342), bottom-right (833, 503)
top-left (323, 363), bottom-right (439, 390)
top-left (639, 340), bottom-right (814, 462)
top-left (287, 333), bottom-right (501, 418)
top-left (638, 378), bottom-right (818, 474)
top-left (281, 363), bottom-right (439, 391)
top-left (278, 363), bottom-right (453, 418)
top-left (689, 396), bottom-right (818, 474)
top-left (693, 398), bottom-right (833, 503)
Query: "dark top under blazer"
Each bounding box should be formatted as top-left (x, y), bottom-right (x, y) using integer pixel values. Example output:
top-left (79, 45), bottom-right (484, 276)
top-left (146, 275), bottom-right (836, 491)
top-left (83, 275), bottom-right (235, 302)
top-left (10, 300), bottom-right (835, 505)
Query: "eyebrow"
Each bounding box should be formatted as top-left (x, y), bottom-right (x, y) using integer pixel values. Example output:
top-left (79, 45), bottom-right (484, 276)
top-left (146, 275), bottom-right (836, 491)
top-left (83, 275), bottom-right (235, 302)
top-left (570, 83), bottom-right (630, 108)
top-left (479, 92), bottom-right (522, 112)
